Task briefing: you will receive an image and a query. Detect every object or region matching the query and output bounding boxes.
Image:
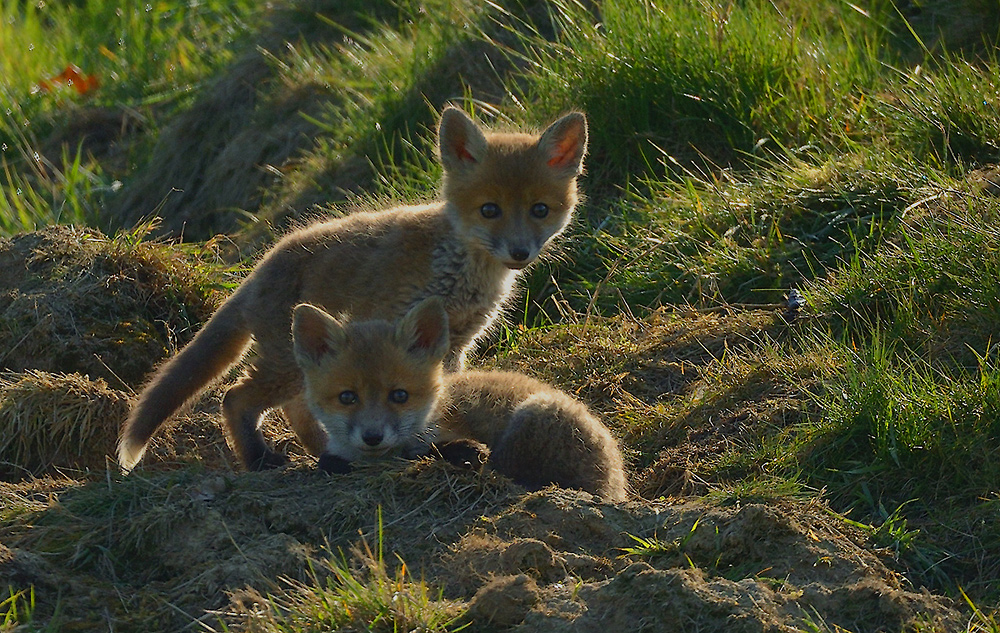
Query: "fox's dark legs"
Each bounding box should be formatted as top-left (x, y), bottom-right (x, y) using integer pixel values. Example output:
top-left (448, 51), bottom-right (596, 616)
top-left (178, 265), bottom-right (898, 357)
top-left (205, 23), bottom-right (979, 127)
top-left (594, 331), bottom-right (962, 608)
top-left (222, 365), bottom-right (301, 470)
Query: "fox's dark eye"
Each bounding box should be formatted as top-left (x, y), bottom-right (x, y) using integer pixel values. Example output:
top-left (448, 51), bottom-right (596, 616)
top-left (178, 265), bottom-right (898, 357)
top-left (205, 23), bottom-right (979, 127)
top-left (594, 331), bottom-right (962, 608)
top-left (480, 203), bottom-right (501, 219)
top-left (388, 389), bottom-right (409, 403)
top-left (530, 203), bottom-right (549, 218)
top-left (339, 391), bottom-right (358, 405)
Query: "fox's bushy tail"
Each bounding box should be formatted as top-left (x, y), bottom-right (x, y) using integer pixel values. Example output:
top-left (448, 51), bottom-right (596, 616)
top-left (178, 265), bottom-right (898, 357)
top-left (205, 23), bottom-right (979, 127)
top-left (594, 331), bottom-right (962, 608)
top-left (118, 299), bottom-right (251, 470)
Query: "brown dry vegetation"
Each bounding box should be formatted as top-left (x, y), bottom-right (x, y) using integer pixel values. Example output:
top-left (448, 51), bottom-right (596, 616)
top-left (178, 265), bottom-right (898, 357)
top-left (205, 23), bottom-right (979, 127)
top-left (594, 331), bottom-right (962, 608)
top-left (0, 226), bottom-right (967, 630)
top-left (0, 224), bottom-right (226, 388)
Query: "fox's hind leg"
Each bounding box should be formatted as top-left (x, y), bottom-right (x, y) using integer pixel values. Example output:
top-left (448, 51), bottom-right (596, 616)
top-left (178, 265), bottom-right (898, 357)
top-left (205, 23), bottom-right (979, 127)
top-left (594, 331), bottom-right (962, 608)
top-left (222, 363), bottom-right (301, 470)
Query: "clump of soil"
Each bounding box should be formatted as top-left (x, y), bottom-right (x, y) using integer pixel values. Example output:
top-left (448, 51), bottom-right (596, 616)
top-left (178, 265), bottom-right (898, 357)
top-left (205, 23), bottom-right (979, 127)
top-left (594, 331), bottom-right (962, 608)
top-left (0, 225), bottom-right (224, 389)
top-left (443, 491), bottom-right (961, 632)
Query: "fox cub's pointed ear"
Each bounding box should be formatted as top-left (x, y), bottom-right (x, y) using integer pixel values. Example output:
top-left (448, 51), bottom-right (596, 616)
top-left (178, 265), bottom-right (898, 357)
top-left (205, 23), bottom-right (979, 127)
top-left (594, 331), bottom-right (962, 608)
top-left (439, 107), bottom-right (488, 172)
top-left (538, 112), bottom-right (588, 178)
top-left (397, 297), bottom-right (450, 361)
top-left (292, 303), bottom-right (346, 367)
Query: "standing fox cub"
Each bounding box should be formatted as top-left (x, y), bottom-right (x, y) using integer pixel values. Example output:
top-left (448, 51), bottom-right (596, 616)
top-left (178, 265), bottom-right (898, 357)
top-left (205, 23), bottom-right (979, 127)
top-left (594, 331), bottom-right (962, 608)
top-left (118, 107), bottom-right (587, 471)
top-left (292, 299), bottom-right (627, 502)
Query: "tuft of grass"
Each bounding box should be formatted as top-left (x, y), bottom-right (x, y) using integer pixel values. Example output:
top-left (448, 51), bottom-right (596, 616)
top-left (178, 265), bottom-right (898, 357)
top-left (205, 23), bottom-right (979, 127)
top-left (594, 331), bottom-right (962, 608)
top-left (0, 585), bottom-right (35, 630)
top-left (621, 517), bottom-right (700, 566)
top-left (0, 145), bottom-right (113, 237)
top-left (243, 551), bottom-right (467, 633)
top-left (0, 370), bottom-right (129, 478)
top-left (238, 509), bottom-right (468, 633)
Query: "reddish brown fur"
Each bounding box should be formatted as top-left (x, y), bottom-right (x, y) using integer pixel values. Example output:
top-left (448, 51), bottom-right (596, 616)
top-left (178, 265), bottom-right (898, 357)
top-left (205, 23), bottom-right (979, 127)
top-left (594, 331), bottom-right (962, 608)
top-left (118, 108), bottom-right (587, 471)
top-left (293, 300), bottom-right (446, 462)
top-left (439, 371), bottom-right (628, 502)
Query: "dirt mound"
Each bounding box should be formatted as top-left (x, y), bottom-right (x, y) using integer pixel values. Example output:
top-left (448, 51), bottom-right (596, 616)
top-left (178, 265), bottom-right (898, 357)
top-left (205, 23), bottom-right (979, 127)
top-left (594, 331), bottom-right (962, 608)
top-left (0, 409), bottom-right (964, 633)
top-left (0, 225), bottom-right (223, 389)
top-left (0, 240), bottom-right (972, 630)
top-left (444, 491), bottom-right (960, 632)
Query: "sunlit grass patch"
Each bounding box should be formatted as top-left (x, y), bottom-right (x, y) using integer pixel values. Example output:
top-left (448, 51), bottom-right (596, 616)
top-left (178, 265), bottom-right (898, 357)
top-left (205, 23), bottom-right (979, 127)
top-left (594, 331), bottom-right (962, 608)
top-left (812, 196), bottom-right (1000, 368)
top-left (507, 0), bottom-right (889, 181)
top-left (237, 531), bottom-right (467, 633)
top-left (878, 56), bottom-right (1000, 167)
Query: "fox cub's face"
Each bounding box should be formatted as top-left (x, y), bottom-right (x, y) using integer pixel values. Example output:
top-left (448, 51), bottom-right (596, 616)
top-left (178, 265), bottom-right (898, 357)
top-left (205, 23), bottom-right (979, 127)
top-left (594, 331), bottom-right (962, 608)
top-left (292, 299), bottom-right (449, 462)
top-left (439, 108), bottom-right (588, 270)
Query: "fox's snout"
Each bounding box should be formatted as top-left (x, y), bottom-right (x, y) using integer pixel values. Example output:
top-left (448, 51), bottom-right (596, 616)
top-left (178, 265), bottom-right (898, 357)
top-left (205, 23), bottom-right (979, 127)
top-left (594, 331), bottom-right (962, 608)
top-left (509, 246), bottom-right (530, 262)
top-left (361, 429), bottom-right (384, 447)
top-left (504, 244), bottom-right (534, 269)
top-left (352, 421), bottom-right (397, 455)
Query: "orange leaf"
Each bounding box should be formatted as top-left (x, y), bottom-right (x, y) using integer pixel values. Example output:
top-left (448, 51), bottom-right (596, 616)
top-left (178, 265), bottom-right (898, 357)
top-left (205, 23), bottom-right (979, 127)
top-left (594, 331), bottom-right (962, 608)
top-left (37, 65), bottom-right (100, 96)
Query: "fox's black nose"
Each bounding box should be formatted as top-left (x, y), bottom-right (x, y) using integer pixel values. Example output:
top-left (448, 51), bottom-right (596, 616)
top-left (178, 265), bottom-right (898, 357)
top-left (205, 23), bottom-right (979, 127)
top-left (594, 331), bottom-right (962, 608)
top-left (362, 431), bottom-right (384, 446)
top-left (509, 247), bottom-right (530, 262)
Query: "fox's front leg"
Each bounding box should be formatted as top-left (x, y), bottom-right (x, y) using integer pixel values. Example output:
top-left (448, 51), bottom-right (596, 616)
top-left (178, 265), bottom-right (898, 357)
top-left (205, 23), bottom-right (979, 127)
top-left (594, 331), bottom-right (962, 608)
top-left (222, 368), bottom-right (295, 470)
top-left (282, 394), bottom-right (329, 456)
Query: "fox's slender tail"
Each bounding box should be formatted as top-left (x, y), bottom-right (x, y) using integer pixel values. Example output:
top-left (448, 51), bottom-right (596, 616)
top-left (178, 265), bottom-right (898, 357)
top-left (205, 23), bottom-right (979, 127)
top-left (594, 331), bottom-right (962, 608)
top-left (118, 298), bottom-right (252, 471)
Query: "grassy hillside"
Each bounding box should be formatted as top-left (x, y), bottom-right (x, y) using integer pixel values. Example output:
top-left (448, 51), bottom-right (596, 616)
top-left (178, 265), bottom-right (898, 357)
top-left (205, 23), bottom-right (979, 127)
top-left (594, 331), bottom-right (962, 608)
top-left (2, 0), bottom-right (1000, 630)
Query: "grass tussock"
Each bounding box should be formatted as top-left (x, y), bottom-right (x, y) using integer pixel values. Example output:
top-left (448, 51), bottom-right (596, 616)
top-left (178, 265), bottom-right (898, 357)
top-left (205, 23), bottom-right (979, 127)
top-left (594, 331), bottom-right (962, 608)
top-left (0, 223), bottom-right (229, 387)
top-left (0, 370), bottom-right (128, 477)
top-left (237, 526), bottom-right (467, 633)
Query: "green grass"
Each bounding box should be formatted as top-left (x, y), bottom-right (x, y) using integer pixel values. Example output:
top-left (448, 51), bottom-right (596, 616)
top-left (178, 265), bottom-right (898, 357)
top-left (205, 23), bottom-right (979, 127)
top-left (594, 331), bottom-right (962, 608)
top-left (506, 0), bottom-right (890, 180)
top-left (244, 515), bottom-right (467, 633)
top-left (0, 0), bottom-right (255, 131)
top-left (2, 0), bottom-right (1000, 620)
top-left (1, 586), bottom-right (36, 630)
top-left (0, 0), bottom-right (257, 236)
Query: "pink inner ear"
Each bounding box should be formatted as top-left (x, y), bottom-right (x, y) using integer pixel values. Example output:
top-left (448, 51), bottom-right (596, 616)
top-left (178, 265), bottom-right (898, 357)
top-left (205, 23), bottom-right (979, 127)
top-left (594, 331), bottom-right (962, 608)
top-left (410, 310), bottom-right (445, 353)
top-left (413, 322), bottom-right (441, 351)
top-left (547, 136), bottom-right (580, 168)
top-left (414, 329), bottom-right (434, 350)
top-left (296, 309), bottom-right (334, 361)
top-left (312, 338), bottom-right (331, 359)
top-left (453, 140), bottom-right (477, 164)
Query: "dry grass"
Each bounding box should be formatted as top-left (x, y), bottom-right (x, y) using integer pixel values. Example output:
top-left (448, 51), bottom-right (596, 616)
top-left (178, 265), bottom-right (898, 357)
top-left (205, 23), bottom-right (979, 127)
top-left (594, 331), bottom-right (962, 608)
top-left (0, 370), bottom-right (128, 477)
top-left (0, 224), bottom-right (228, 388)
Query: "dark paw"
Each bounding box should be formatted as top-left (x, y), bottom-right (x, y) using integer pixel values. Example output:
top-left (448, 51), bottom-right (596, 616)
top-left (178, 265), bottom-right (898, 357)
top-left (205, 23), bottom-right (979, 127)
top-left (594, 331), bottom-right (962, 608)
top-left (435, 439), bottom-right (489, 470)
top-left (318, 452), bottom-right (353, 474)
top-left (247, 448), bottom-right (289, 471)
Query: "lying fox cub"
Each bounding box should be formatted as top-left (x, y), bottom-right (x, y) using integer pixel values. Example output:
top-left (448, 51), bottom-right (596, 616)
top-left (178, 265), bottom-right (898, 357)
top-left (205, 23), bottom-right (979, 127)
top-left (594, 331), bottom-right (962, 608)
top-left (292, 299), bottom-right (627, 502)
